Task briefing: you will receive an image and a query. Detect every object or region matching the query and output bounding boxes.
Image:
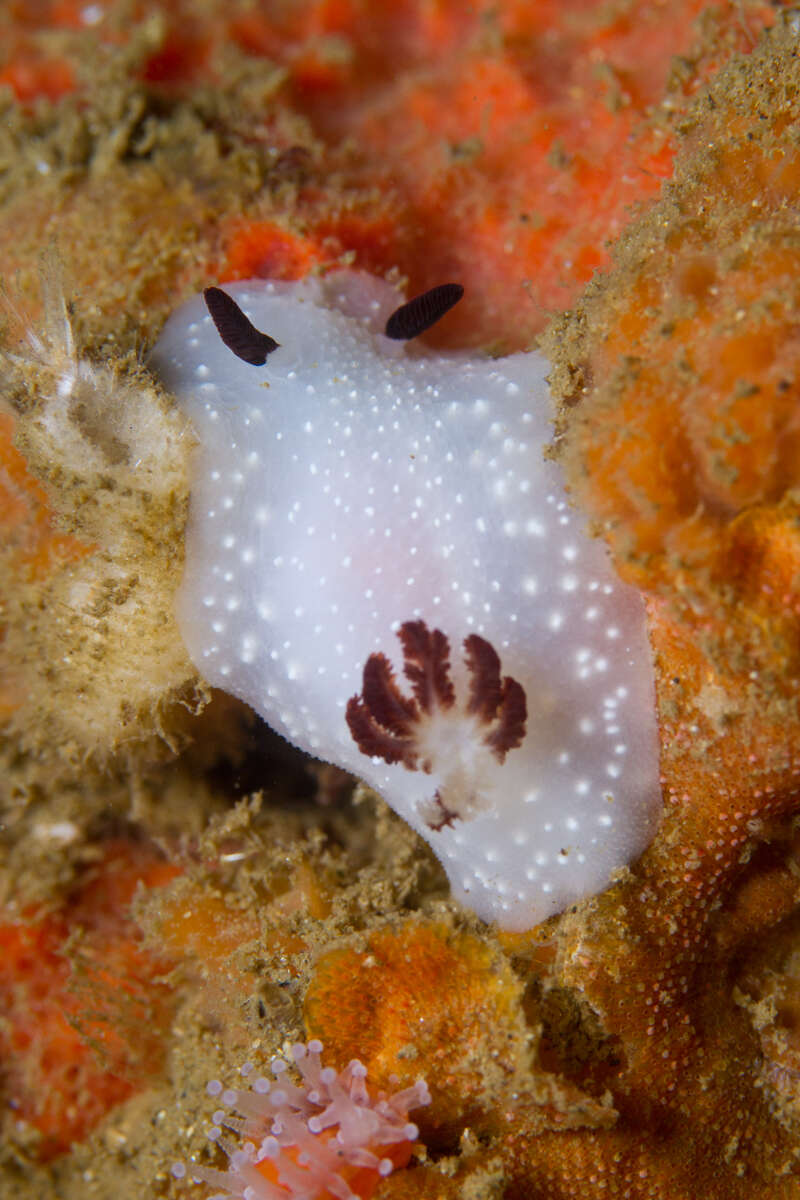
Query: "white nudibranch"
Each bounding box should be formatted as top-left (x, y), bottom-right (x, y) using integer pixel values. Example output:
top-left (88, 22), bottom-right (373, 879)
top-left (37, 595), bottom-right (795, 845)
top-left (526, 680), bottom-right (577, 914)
top-left (150, 270), bottom-right (662, 931)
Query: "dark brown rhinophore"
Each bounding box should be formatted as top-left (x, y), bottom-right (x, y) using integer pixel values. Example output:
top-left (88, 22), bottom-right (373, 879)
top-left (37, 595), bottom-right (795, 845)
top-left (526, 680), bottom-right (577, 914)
top-left (203, 286), bottom-right (280, 366)
top-left (384, 283), bottom-right (464, 340)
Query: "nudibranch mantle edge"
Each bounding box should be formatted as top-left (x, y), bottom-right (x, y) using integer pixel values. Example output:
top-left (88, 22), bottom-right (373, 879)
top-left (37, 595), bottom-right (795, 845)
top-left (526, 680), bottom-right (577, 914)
top-left (150, 271), bottom-right (661, 931)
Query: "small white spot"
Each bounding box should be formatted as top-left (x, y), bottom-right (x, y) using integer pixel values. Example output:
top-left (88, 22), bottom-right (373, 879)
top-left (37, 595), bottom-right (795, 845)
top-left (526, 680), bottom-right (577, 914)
top-left (240, 635), bottom-right (258, 664)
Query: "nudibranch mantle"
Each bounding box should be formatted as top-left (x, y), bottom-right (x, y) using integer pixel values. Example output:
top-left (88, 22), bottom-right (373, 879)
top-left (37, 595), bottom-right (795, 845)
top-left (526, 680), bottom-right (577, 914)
top-left (150, 272), bottom-right (661, 931)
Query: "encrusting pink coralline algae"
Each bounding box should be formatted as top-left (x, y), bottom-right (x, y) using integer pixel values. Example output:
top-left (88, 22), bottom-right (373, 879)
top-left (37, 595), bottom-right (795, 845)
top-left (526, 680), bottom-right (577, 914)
top-left (173, 1039), bottom-right (430, 1200)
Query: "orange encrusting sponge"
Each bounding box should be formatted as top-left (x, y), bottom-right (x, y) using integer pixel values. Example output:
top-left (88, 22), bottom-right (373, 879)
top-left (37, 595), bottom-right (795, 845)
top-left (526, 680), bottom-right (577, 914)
top-left (304, 920), bottom-right (528, 1134)
top-left (0, 841), bottom-right (179, 1159)
top-left (541, 16), bottom-right (800, 929)
top-left (569, 235), bottom-right (800, 596)
top-left (219, 2), bottom-right (780, 348)
top-left (548, 104), bottom-right (800, 749)
top-left (0, 2), bottom-right (780, 348)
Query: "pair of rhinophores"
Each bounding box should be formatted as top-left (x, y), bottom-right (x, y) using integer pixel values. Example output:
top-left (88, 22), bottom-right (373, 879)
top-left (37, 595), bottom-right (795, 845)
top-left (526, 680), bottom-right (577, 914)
top-left (152, 271), bottom-right (661, 930)
top-left (203, 279), bottom-right (465, 361)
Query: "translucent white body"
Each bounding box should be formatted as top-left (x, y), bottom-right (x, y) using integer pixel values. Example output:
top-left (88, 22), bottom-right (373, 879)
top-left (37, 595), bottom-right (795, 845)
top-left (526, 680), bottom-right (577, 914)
top-left (151, 273), bottom-right (661, 930)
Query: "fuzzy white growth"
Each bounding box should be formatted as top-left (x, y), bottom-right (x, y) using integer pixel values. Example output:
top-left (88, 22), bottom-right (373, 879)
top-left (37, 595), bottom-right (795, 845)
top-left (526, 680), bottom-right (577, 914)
top-left (151, 272), bottom-right (662, 930)
top-left (3, 261), bottom-right (177, 489)
top-left (176, 1040), bottom-right (430, 1200)
top-left (0, 258), bottom-right (194, 758)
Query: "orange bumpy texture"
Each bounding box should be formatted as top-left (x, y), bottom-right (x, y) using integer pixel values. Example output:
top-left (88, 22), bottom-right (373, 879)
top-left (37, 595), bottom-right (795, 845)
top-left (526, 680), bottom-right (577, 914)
top-left (0, 840), bottom-right (178, 1159)
top-left (514, 20), bottom-right (800, 1198)
top-left (217, 0), bottom-right (779, 349)
top-left (545, 18), bottom-right (800, 776)
top-left (0, 0), bottom-right (779, 348)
